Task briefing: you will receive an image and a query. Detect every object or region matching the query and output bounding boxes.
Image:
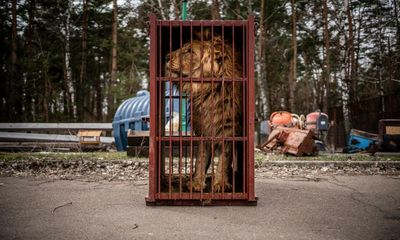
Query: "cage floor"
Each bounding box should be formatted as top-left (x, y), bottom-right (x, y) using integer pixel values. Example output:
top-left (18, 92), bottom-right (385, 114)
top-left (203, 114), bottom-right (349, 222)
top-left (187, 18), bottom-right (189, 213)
top-left (160, 174), bottom-right (244, 193)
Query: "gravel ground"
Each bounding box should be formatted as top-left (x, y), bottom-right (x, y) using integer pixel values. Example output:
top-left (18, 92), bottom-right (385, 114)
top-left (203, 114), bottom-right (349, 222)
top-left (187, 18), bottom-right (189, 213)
top-left (0, 153), bottom-right (399, 181)
top-left (0, 158), bottom-right (149, 182)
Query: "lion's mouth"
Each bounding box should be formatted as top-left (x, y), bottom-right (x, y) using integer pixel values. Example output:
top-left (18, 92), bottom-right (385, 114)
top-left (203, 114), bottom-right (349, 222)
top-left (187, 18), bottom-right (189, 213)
top-left (165, 64), bottom-right (188, 77)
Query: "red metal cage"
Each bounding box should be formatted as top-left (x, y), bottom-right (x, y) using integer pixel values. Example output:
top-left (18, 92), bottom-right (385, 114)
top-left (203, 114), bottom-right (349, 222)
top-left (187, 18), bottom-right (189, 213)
top-left (146, 14), bottom-right (256, 206)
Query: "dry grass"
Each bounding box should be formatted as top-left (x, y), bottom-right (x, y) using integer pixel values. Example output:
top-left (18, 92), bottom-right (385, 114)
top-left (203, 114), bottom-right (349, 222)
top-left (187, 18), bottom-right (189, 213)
top-left (1, 151), bottom-right (399, 163)
top-left (0, 151), bottom-right (139, 162)
top-left (255, 151), bottom-right (400, 165)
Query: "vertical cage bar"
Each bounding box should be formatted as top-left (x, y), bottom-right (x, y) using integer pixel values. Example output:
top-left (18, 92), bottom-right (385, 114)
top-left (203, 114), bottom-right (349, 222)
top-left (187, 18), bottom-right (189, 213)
top-left (211, 23), bottom-right (215, 195)
top-left (189, 21), bottom-right (194, 198)
top-left (242, 22), bottom-right (246, 194)
top-left (232, 24), bottom-right (236, 196)
top-left (221, 24), bottom-right (226, 195)
top-left (147, 13), bottom-right (157, 203)
top-left (179, 21), bottom-right (183, 196)
top-left (247, 15), bottom-right (256, 201)
top-left (157, 21), bottom-right (162, 195)
top-left (168, 21), bottom-right (173, 198)
top-left (200, 23), bottom-right (204, 199)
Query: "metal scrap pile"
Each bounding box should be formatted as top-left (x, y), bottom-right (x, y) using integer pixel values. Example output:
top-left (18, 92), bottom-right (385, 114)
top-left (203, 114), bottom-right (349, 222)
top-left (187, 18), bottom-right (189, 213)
top-left (259, 111), bottom-right (329, 156)
top-left (259, 127), bottom-right (316, 156)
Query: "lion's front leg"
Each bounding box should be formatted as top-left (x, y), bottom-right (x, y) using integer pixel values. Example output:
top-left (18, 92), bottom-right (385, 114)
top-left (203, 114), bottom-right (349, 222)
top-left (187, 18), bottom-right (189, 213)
top-left (214, 142), bottom-right (233, 192)
top-left (189, 141), bottom-right (211, 191)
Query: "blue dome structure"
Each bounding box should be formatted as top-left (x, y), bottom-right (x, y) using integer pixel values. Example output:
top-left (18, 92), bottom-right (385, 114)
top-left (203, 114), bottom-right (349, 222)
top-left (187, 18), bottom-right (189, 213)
top-left (112, 90), bottom-right (150, 151)
top-left (113, 86), bottom-right (190, 151)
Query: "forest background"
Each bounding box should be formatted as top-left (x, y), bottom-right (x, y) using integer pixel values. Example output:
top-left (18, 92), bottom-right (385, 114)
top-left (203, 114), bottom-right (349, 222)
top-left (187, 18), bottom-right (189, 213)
top-left (1, 0), bottom-right (399, 135)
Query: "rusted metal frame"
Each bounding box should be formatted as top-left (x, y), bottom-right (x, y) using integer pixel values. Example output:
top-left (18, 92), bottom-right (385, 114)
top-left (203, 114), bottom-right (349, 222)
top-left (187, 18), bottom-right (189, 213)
top-left (158, 21), bottom-right (246, 27)
top-left (221, 25), bottom-right (226, 196)
top-left (158, 192), bottom-right (248, 200)
top-left (146, 199), bottom-right (258, 206)
top-left (158, 77), bottom-right (246, 82)
top-left (232, 24), bottom-right (236, 196)
top-left (150, 17), bottom-right (256, 204)
top-left (189, 21), bottom-right (194, 199)
top-left (157, 136), bottom-right (246, 141)
top-left (200, 23), bottom-right (204, 199)
top-left (179, 21), bottom-right (183, 197)
top-left (247, 15), bottom-right (256, 201)
top-left (242, 23), bottom-right (246, 194)
top-left (168, 21), bottom-right (173, 198)
top-left (147, 14), bottom-right (157, 203)
top-left (157, 21), bottom-right (162, 196)
top-left (211, 23), bottom-right (215, 196)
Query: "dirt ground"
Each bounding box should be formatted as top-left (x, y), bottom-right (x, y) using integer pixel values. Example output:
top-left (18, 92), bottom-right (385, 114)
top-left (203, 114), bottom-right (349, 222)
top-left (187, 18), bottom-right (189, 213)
top-left (0, 175), bottom-right (399, 240)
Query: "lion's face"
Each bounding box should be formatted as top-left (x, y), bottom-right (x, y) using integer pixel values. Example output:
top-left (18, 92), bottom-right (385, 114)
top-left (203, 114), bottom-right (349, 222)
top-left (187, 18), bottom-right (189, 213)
top-left (165, 38), bottom-right (224, 79)
top-left (165, 36), bottom-right (241, 95)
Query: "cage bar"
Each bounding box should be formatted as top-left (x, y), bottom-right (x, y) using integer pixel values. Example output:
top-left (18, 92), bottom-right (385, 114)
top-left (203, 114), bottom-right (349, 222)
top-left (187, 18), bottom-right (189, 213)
top-left (146, 14), bottom-right (257, 206)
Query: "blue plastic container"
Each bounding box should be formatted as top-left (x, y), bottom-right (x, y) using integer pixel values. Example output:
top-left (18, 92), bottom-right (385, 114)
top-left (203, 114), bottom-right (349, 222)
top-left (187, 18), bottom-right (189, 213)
top-left (113, 86), bottom-right (190, 151)
top-left (112, 90), bottom-right (150, 151)
top-left (164, 82), bottom-right (189, 132)
top-left (346, 129), bottom-right (378, 153)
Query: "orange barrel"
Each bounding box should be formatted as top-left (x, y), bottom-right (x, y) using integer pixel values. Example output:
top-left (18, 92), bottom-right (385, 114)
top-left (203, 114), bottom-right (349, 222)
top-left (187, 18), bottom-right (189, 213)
top-left (269, 111), bottom-right (293, 129)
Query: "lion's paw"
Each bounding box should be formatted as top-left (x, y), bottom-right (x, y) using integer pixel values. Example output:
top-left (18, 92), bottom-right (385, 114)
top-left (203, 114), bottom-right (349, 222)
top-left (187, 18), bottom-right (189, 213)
top-left (188, 179), bottom-right (206, 192)
top-left (213, 179), bottom-right (232, 192)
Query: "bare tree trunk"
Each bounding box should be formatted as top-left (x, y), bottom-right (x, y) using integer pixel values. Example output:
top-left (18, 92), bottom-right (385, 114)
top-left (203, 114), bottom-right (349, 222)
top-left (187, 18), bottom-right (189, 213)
top-left (247, 0), bottom-right (252, 15)
top-left (11, 0), bottom-right (17, 71)
top-left (211, 0), bottom-right (221, 20)
top-left (339, 0), bottom-right (350, 133)
top-left (322, 0), bottom-right (330, 113)
top-left (303, 54), bottom-right (313, 113)
top-left (107, 0), bottom-right (118, 121)
top-left (256, 0), bottom-right (269, 119)
top-left (288, 0), bottom-right (297, 112)
top-left (79, 0), bottom-right (88, 121)
top-left (346, 0), bottom-right (356, 118)
top-left (11, 0), bottom-right (22, 120)
top-left (43, 57), bottom-right (50, 122)
top-left (156, 0), bottom-right (166, 20)
top-left (63, 0), bottom-right (75, 121)
top-left (0, 0), bottom-right (5, 120)
top-left (24, 0), bottom-right (35, 121)
top-left (377, 7), bottom-right (385, 116)
top-left (393, 0), bottom-right (400, 88)
top-left (171, 0), bottom-right (180, 19)
top-left (394, 0), bottom-right (400, 42)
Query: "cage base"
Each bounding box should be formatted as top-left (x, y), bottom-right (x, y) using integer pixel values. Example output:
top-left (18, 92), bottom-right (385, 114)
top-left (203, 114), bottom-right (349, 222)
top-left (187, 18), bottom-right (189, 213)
top-left (145, 197), bottom-right (258, 206)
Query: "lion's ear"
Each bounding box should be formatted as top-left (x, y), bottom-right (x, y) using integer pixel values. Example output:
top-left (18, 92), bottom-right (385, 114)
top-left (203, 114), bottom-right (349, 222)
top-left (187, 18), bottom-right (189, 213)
top-left (213, 35), bottom-right (222, 44)
top-left (213, 47), bottom-right (224, 65)
top-left (213, 36), bottom-right (224, 62)
top-left (194, 28), bottom-right (212, 40)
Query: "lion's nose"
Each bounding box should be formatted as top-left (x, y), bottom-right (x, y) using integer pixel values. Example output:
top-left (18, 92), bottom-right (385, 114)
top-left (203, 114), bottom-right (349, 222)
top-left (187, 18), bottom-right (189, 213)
top-left (165, 53), bottom-right (170, 61)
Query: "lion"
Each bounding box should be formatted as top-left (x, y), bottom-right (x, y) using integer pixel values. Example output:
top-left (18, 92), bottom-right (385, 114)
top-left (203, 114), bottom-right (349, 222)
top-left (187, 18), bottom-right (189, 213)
top-left (165, 33), bottom-right (243, 192)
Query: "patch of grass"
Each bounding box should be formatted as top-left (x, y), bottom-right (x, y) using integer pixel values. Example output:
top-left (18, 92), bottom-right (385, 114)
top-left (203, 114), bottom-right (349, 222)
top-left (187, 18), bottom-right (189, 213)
top-left (255, 151), bottom-right (400, 162)
top-left (1, 151), bottom-right (399, 163)
top-left (0, 151), bottom-right (143, 162)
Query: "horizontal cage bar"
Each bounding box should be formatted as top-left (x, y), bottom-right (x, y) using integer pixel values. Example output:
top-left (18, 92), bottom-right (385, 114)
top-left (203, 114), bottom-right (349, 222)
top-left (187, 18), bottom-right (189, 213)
top-left (157, 21), bottom-right (247, 27)
top-left (157, 77), bottom-right (248, 82)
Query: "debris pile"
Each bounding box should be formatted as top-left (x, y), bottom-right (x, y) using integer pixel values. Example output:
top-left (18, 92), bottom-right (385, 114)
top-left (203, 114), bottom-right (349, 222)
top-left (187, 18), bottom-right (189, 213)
top-left (259, 110), bottom-right (329, 156)
top-left (259, 127), bottom-right (317, 156)
top-left (344, 119), bottom-right (400, 153)
top-left (379, 119), bottom-right (400, 152)
top-left (345, 129), bottom-right (378, 153)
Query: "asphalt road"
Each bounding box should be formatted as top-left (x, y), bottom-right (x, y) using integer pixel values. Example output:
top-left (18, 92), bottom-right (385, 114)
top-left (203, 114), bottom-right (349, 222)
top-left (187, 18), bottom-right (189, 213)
top-left (0, 175), bottom-right (399, 240)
